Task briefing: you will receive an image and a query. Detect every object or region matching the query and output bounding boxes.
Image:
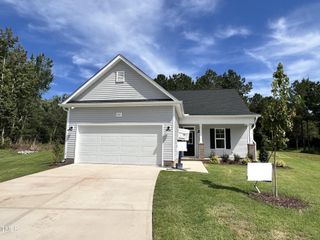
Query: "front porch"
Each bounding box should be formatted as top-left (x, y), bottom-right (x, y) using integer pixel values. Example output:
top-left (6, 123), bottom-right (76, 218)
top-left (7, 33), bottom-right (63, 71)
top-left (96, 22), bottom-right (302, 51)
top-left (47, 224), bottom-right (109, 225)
top-left (179, 121), bottom-right (257, 161)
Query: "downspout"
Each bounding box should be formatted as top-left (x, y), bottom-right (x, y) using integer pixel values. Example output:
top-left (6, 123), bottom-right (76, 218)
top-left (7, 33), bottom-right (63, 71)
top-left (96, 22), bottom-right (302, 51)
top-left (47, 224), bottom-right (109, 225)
top-left (251, 116), bottom-right (258, 161)
top-left (62, 107), bottom-right (70, 162)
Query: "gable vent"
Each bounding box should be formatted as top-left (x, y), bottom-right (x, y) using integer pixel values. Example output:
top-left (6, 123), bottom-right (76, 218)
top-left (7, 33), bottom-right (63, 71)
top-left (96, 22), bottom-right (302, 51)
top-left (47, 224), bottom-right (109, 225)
top-left (116, 71), bottom-right (125, 83)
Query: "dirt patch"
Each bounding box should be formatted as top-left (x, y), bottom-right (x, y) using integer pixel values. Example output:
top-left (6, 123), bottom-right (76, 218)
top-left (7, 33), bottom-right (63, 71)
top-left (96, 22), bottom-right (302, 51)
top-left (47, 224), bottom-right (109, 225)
top-left (250, 192), bottom-right (309, 209)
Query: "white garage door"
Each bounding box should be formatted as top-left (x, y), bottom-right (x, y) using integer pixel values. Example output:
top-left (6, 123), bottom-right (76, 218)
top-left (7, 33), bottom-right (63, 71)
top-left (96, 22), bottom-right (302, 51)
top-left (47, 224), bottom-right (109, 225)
top-left (76, 125), bottom-right (162, 165)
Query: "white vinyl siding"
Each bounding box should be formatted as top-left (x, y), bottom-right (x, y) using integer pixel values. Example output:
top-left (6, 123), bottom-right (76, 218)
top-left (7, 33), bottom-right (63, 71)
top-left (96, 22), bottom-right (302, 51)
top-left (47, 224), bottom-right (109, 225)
top-left (203, 125), bottom-right (249, 157)
top-left (74, 61), bottom-right (168, 101)
top-left (65, 106), bottom-right (174, 163)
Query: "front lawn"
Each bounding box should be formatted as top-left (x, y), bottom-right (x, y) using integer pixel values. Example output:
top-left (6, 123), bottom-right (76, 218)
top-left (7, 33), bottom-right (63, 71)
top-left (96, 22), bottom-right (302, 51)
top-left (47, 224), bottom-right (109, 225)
top-left (153, 152), bottom-right (320, 240)
top-left (0, 149), bottom-right (53, 182)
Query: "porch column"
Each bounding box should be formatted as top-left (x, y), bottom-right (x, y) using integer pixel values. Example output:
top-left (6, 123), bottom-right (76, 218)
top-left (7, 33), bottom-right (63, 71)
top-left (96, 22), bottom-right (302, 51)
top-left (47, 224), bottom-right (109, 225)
top-left (199, 124), bottom-right (205, 160)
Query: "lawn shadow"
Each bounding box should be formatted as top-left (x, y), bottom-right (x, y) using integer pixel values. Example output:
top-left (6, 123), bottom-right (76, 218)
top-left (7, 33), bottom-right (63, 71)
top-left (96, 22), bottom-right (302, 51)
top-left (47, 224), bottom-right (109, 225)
top-left (201, 179), bottom-right (248, 195)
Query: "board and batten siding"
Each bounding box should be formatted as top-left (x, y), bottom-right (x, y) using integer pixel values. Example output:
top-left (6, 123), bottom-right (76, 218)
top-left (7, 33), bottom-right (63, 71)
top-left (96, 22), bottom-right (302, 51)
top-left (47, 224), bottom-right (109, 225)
top-left (74, 61), bottom-right (169, 101)
top-left (65, 106), bottom-right (174, 163)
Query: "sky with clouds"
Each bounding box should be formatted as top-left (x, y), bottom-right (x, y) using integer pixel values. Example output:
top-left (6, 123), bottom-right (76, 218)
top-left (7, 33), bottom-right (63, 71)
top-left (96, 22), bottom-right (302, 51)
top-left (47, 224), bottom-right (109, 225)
top-left (1, 0), bottom-right (320, 97)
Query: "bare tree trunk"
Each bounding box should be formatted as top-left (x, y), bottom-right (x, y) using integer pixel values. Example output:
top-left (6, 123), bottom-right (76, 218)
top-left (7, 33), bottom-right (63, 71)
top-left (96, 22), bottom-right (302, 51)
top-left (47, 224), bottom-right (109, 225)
top-left (272, 150), bottom-right (278, 197)
top-left (1, 127), bottom-right (4, 146)
top-left (302, 120), bottom-right (306, 151)
top-left (50, 126), bottom-right (57, 144)
top-left (306, 119), bottom-right (310, 152)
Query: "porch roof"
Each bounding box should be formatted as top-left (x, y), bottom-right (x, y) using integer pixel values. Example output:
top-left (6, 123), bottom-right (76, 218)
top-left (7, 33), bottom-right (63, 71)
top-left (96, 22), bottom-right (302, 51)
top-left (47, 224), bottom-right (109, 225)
top-left (170, 89), bottom-right (255, 115)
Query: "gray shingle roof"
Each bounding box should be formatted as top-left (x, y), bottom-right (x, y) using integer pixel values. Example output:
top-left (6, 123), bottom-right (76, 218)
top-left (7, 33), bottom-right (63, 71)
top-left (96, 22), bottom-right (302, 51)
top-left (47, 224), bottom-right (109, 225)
top-left (169, 89), bottom-right (254, 115)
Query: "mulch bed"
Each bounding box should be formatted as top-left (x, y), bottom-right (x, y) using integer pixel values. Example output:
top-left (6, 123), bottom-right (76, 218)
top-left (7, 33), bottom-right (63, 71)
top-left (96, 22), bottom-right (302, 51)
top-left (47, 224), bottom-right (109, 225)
top-left (249, 192), bottom-right (309, 209)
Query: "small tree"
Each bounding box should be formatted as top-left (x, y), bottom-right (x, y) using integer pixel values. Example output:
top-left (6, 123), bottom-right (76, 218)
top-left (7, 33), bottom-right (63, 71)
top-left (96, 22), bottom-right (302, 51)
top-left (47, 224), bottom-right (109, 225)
top-left (52, 141), bottom-right (64, 165)
top-left (261, 63), bottom-right (293, 197)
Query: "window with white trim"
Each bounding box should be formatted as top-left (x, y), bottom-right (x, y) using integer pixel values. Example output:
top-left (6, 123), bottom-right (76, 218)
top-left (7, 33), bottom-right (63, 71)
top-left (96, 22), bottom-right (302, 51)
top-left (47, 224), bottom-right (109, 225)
top-left (115, 71), bottom-right (125, 83)
top-left (215, 128), bottom-right (225, 149)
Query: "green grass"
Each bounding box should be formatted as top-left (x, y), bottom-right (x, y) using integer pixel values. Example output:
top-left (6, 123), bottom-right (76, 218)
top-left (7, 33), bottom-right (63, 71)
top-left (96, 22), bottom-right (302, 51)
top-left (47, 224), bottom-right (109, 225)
top-left (153, 152), bottom-right (320, 240)
top-left (0, 149), bottom-right (54, 182)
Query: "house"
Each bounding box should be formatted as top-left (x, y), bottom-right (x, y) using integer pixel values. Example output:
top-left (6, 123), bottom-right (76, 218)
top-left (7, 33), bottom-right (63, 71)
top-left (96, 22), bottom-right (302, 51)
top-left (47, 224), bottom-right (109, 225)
top-left (60, 55), bottom-right (259, 166)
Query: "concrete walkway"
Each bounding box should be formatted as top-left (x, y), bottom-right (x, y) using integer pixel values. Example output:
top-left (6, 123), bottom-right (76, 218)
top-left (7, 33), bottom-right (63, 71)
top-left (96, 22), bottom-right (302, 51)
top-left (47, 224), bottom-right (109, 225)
top-left (0, 164), bottom-right (160, 240)
top-left (182, 161), bottom-right (208, 173)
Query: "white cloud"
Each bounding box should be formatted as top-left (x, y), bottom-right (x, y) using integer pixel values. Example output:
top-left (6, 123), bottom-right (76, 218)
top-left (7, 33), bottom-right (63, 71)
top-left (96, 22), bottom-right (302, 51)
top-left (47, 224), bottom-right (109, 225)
top-left (216, 26), bottom-right (250, 39)
top-left (182, 31), bottom-right (215, 54)
top-left (179, 0), bottom-right (219, 13)
top-left (246, 3), bottom-right (320, 82)
top-left (4, 0), bottom-right (185, 76)
top-left (183, 31), bottom-right (215, 46)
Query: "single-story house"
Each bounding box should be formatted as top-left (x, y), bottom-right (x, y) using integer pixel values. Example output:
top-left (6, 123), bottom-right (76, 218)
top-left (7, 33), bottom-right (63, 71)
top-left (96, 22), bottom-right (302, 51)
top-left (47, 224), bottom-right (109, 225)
top-left (60, 55), bottom-right (259, 166)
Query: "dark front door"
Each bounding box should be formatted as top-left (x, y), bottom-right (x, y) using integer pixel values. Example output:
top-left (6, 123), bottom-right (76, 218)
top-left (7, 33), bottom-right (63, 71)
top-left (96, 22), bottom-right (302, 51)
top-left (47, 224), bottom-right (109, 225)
top-left (184, 129), bottom-right (195, 156)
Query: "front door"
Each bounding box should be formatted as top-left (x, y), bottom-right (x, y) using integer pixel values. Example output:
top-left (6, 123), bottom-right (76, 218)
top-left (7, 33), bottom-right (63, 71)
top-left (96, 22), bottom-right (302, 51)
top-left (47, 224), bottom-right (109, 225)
top-left (184, 128), bottom-right (195, 156)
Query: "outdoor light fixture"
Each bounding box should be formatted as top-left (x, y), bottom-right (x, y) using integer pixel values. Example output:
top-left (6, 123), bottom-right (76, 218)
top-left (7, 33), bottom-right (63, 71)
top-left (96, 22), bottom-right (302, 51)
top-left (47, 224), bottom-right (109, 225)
top-left (166, 126), bottom-right (171, 131)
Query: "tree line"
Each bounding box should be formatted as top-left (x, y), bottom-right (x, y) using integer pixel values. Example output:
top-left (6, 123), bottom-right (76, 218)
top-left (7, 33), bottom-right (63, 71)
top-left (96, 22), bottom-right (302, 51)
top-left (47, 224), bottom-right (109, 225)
top-left (0, 28), bottom-right (66, 147)
top-left (155, 66), bottom-right (320, 153)
top-left (0, 27), bottom-right (319, 153)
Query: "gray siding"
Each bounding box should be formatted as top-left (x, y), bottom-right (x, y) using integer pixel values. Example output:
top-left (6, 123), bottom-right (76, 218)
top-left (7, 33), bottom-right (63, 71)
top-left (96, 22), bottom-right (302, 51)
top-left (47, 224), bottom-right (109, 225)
top-left (75, 61), bottom-right (168, 101)
top-left (66, 106), bottom-right (174, 163)
top-left (179, 124), bottom-right (249, 158)
top-left (202, 124), bottom-right (249, 158)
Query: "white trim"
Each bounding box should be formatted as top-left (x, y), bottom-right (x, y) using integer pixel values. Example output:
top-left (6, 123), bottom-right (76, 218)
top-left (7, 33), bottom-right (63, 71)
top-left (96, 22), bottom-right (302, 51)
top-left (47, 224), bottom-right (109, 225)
top-left (199, 123), bottom-right (203, 144)
top-left (184, 114), bottom-right (261, 118)
top-left (63, 109), bottom-right (70, 159)
top-left (74, 123), bottom-right (164, 166)
top-left (172, 106), bottom-right (176, 161)
top-left (215, 128), bottom-right (226, 150)
top-left (60, 101), bottom-right (181, 108)
top-left (77, 122), bottom-right (165, 126)
top-left (180, 115), bottom-right (258, 125)
top-left (62, 55), bottom-right (178, 104)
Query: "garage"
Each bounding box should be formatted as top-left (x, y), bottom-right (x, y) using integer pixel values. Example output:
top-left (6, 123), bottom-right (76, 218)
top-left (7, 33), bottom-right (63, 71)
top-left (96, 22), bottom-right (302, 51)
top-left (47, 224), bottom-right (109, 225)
top-left (76, 125), bottom-right (163, 165)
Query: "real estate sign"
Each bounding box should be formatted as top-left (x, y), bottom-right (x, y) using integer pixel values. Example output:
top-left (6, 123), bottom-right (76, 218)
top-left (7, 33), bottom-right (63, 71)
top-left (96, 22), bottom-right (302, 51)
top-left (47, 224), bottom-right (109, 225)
top-left (247, 163), bottom-right (272, 182)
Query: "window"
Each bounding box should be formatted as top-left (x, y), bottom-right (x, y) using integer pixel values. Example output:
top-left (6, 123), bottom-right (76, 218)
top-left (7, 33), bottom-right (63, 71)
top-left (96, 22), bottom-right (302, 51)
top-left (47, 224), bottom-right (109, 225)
top-left (210, 128), bottom-right (231, 149)
top-left (215, 128), bottom-right (225, 149)
top-left (115, 71), bottom-right (125, 83)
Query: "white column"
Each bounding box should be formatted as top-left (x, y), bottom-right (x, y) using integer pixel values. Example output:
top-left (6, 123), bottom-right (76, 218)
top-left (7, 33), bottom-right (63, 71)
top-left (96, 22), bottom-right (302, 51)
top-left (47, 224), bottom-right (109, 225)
top-left (199, 124), bottom-right (203, 144)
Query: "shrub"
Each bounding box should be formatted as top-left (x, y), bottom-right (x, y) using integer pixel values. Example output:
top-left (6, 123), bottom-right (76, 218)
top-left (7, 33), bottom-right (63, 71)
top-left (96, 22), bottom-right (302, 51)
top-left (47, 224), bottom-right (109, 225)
top-left (210, 155), bottom-right (220, 164)
top-left (241, 158), bottom-right (249, 165)
top-left (233, 154), bottom-right (241, 163)
top-left (259, 148), bottom-right (269, 162)
top-left (52, 142), bottom-right (64, 164)
top-left (247, 153), bottom-right (254, 161)
top-left (221, 154), bottom-right (229, 163)
top-left (275, 159), bottom-right (287, 168)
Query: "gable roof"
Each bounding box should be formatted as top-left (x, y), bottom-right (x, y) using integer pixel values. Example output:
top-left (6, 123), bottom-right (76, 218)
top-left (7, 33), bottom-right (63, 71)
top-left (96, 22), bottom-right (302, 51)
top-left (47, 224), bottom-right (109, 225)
top-left (62, 54), bottom-right (178, 104)
top-left (169, 89), bottom-right (255, 115)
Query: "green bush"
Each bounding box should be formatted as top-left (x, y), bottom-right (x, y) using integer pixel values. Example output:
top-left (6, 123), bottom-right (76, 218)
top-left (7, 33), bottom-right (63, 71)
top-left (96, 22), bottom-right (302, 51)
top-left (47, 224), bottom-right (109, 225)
top-left (259, 148), bottom-right (269, 162)
top-left (210, 155), bottom-right (220, 164)
top-left (233, 154), bottom-right (241, 162)
top-left (276, 159), bottom-right (287, 168)
top-left (221, 154), bottom-right (229, 163)
top-left (247, 153), bottom-right (253, 161)
top-left (241, 158), bottom-right (249, 165)
top-left (52, 142), bottom-right (64, 164)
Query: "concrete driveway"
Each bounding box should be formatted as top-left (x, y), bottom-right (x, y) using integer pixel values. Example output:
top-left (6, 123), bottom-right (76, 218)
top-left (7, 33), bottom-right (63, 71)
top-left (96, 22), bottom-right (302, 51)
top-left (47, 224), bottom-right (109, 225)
top-left (0, 164), bottom-right (161, 240)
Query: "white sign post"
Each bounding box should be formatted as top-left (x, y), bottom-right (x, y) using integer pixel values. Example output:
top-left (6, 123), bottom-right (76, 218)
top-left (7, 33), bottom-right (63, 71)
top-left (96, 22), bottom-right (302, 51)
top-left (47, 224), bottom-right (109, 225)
top-left (247, 163), bottom-right (272, 193)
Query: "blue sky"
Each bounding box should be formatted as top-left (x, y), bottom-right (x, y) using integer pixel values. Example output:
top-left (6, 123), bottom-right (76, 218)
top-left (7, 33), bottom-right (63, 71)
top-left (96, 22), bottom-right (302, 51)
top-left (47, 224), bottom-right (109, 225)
top-left (1, 0), bottom-right (320, 98)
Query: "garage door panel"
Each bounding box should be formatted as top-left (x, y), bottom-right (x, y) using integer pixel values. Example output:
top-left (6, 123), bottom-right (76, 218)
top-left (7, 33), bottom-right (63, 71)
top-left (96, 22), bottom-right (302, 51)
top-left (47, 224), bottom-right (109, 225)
top-left (77, 125), bottom-right (162, 165)
top-left (100, 136), bottom-right (120, 144)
